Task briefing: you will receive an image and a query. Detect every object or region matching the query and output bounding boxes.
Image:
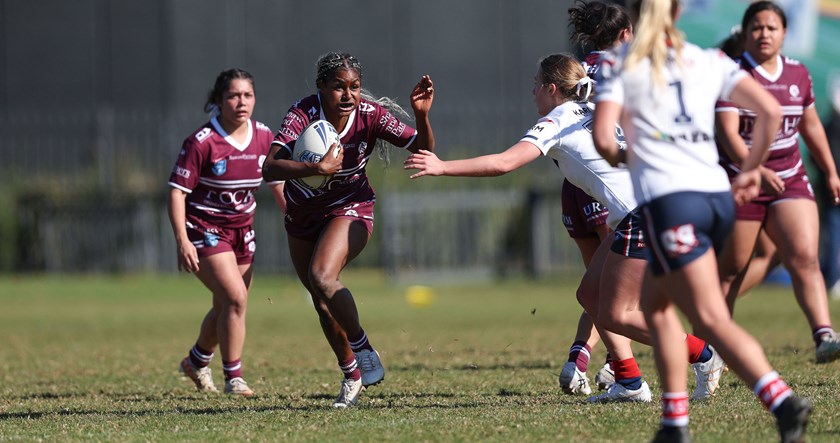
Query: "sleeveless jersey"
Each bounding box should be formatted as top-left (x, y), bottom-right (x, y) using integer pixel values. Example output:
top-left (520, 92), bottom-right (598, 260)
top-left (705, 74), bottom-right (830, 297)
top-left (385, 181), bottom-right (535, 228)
top-left (273, 94), bottom-right (417, 210)
top-left (596, 42), bottom-right (746, 204)
top-left (715, 53), bottom-right (815, 179)
top-left (168, 117), bottom-right (275, 228)
top-left (520, 100), bottom-right (636, 230)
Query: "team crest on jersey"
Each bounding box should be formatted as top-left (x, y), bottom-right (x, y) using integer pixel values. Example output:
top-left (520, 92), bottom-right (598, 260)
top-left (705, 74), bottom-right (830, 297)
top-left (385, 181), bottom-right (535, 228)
top-left (212, 159), bottom-right (227, 176)
top-left (204, 232), bottom-right (219, 247)
top-left (359, 102), bottom-right (375, 113)
top-left (356, 142), bottom-right (368, 163)
top-left (789, 84), bottom-right (800, 98)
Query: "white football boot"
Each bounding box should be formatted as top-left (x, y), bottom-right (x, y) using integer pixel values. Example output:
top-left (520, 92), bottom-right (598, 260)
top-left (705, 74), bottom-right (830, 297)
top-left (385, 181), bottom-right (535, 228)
top-left (179, 357), bottom-right (218, 393)
top-left (816, 331), bottom-right (840, 363)
top-left (558, 361), bottom-right (592, 395)
top-left (224, 377), bottom-right (255, 396)
top-left (333, 377), bottom-right (364, 408)
top-left (691, 345), bottom-right (725, 400)
top-left (594, 363), bottom-right (615, 391)
top-left (587, 380), bottom-right (652, 403)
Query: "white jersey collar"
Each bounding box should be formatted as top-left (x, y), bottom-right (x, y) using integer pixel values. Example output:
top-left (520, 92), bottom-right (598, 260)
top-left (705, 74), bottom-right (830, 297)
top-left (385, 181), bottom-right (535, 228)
top-left (210, 116), bottom-right (253, 152)
top-left (317, 92), bottom-right (355, 139)
top-left (743, 52), bottom-right (783, 83)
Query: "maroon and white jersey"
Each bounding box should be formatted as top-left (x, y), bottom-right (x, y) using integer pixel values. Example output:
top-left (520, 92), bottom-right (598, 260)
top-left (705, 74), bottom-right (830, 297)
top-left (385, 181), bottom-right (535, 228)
top-left (168, 117), bottom-right (276, 228)
top-left (716, 53), bottom-right (815, 179)
top-left (273, 94), bottom-right (417, 210)
top-left (583, 50), bottom-right (606, 80)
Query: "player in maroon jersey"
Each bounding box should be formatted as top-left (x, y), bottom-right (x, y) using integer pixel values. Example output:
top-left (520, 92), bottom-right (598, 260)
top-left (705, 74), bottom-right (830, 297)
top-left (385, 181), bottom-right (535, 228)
top-left (262, 52), bottom-right (435, 408)
top-left (715, 1), bottom-right (840, 364)
top-left (168, 68), bottom-right (285, 396)
top-left (554, 0), bottom-right (635, 395)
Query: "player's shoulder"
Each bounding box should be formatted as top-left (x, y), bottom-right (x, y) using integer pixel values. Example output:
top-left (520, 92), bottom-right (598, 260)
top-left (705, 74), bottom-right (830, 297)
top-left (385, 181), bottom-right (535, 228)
top-left (253, 119), bottom-right (272, 134)
top-left (287, 94), bottom-right (321, 119)
top-left (184, 121), bottom-right (215, 148)
top-left (781, 55), bottom-right (810, 76)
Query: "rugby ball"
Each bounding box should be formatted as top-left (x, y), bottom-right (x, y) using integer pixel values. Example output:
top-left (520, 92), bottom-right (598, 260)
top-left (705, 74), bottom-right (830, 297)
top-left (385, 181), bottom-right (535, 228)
top-left (293, 120), bottom-right (341, 189)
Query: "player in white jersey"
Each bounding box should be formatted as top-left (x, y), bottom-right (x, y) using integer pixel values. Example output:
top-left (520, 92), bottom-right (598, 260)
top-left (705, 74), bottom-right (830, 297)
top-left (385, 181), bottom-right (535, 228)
top-left (405, 53), bottom-right (726, 404)
top-left (593, 1), bottom-right (811, 441)
top-left (168, 69), bottom-right (285, 397)
top-left (555, 0), bottom-right (636, 395)
top-left (715, 1), bottom-right (840, 365)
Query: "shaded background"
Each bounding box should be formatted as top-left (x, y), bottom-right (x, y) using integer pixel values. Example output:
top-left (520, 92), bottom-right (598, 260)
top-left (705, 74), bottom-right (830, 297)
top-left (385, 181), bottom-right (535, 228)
top-left (1, 0), bottom-right (839, 282)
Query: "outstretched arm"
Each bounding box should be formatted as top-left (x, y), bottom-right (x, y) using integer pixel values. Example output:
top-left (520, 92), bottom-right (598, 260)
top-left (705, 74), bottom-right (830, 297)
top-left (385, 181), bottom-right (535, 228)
top-left (407, 75), bottom-right (436, 153)
top-left (403, 141), bottom-right (542, 179)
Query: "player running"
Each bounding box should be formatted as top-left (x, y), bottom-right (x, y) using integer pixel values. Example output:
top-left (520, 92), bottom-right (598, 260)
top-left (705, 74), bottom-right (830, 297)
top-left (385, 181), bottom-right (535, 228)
top-left (262, 52), bottom-right (435, 408)
top-left (593, 0), bottom-right (811, 441)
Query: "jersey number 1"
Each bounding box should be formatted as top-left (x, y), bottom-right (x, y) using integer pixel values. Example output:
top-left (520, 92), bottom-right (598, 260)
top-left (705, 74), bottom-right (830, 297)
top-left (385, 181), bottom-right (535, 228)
top-left (669, 81), bottom-right (693, 124)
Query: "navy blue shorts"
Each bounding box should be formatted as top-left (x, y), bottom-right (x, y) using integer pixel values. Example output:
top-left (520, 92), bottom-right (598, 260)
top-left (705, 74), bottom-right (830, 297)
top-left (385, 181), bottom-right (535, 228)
top-left (640, 191), bottom-right (734, 276)
top-left (609, 207), bottom-right (647, 259)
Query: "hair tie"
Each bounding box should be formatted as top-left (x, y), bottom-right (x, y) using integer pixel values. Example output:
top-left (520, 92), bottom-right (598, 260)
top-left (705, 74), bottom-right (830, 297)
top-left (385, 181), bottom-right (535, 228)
top-left (207, 103), bottom-right (221, 118)
top-left (576, 77), bottom-right (593, 101)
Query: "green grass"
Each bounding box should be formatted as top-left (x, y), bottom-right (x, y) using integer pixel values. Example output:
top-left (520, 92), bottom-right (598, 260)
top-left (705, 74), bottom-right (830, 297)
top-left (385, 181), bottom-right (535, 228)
top-left (1, 271), bottom-right (839, 442)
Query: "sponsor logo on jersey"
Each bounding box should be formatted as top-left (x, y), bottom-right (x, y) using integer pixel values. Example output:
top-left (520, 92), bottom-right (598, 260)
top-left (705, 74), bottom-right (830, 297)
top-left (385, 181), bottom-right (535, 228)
top-left (244, 230), bottom-right (255, 242)
top-left (212, 159), bottom-right (227, 176)
top-left (204, 232), bottom-right (220, 247)
top-left (660, 224), bottom-right (699, 257)
top-left (196, 127), bottom-right (212, 143)
top-left (308, 106), bottom-right (318, 119)
top-left (345, 209), bottom-right (359, 217)
top-left (174, 166), bottom-right (191, 179)
top-left (229, 154), bottom-right (257, 161)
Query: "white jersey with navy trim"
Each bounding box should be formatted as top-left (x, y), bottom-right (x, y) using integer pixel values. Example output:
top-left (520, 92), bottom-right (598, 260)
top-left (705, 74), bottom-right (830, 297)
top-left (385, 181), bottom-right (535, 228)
top-left (596, 42), bottom-right (747, 204)
top-left (520, 100), bottom-right (636, 230)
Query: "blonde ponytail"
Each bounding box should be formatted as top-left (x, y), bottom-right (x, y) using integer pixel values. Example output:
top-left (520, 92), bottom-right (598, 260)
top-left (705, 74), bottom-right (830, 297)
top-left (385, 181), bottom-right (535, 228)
top-left (625, 0), bottom-right (684, 88)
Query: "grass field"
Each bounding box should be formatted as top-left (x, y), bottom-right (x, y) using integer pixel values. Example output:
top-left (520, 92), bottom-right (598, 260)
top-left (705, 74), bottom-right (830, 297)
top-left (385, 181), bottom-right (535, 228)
top-left (1, 271), bottom-right (839, 442)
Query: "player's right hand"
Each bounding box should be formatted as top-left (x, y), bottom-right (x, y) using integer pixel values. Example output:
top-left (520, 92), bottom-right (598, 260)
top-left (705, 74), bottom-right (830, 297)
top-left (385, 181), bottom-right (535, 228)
top-left (317, 142), bottom-right (344, 176)
top-left (758, 165), bottom-right (784, 196)
top-left (177, 242), bottom-right (200, 273)
top-left (732, 169), bottom-right (761, 206)
top-left (404, 149), bottom-right (444, 179)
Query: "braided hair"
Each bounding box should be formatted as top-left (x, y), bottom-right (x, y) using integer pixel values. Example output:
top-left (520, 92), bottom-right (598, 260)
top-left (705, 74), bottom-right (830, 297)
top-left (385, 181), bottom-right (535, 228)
top-left (315, 52), bottom-right (411, 167)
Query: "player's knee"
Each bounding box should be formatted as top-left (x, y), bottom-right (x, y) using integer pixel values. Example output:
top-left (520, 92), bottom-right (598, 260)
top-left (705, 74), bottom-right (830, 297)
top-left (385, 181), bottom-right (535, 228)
top-left (309, 270), bottom-right (339, 300)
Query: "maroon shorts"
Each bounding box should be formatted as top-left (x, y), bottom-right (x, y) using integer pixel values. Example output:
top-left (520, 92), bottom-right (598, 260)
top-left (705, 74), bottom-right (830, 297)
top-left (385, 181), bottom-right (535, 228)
top-left (285, 199), bottom-right (375, 241)
top-left (561, 179), bottom-right (609, 239)
top-left (735, 168), bottom-right (815, 222)
top-left (185, 215), bottom-right (256, 265)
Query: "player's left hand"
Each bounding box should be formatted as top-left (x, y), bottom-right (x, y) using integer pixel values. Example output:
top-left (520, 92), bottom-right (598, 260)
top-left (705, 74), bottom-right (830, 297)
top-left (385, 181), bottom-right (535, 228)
top-left (732, 169), bottom-right (761, 205)
top-left (410, 75), bottom-right (434, 115)
top-left (827, 174), bottom-right (840, 206)
top-left (404, 149), bottom-right (443, 178)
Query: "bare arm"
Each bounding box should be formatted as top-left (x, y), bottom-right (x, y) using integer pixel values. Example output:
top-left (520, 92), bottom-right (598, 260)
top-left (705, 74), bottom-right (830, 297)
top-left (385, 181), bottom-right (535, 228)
top-left (727, 76), bottom-right (781, 171)
top-left (407, 75), bottom-right (436, 154)
top-left (268, 181), bottom-right (287, 213)
top-left (261, 142), bottom-right (343, 182)
top-left (727, 76), bottom-right (782, 204)
top-left (592, 101), bottom-right (624, 166)
top-left (403, 141), bottom-right (542, 178)
top-left (716, 109), bottom-right (784, 195)
top-left (167, 187), bottom-right (199, 273)
top-left (799, 105), bottom-right (840, 202)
